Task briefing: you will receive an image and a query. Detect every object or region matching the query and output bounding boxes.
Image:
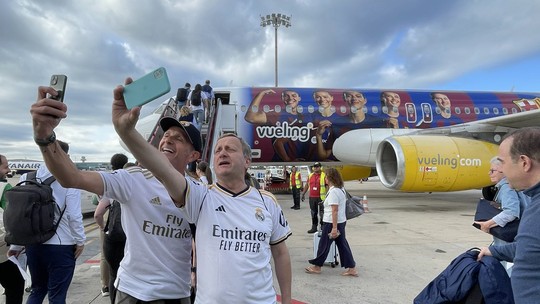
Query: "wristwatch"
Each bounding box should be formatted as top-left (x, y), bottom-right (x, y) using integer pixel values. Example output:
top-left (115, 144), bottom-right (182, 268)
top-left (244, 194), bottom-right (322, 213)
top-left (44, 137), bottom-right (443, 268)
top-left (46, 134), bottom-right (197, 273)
top-left (34, 132), bottom-right (56, 147)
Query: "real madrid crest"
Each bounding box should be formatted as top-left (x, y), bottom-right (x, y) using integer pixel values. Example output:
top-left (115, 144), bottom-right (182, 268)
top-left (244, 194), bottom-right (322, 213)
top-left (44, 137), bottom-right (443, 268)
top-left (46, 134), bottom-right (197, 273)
top-left (255, 207), bottom-right (265, 222)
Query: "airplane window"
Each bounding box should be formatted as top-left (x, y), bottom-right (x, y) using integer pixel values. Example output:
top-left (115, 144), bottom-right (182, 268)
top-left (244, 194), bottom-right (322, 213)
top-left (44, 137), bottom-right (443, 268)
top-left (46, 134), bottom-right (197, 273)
top-left (372, 106), bottom-right (379, 114)
top-left (455, 107), bottom-right (461, 114)
top-left (362, 107), bottom-right (367, 114)
top-left (512, 108), bottom-right (518, 114)
top-left (382, 106), bottom-right (388, 114)
top-left (502, 108), bottom-right (508, 114)
top-left (330, 105), bottom-right (336, 114)
top-left (297, 105), bottom-right (304, 113)
top-left (263, 105), bottom-right (270, 113)
top-left (339, 105), bottom-right (347, 114)
top-left (464, 107), bottom-right (471, 114)
top-left (285, 105), bottom-right (292, 113)
top-left (435, 107), bottom-right (441, 114)
top-left (250, 105), bottom-right (259, 113)
top-left (483, 107), bottom-right (489, 114)
top-left (391, 107), bottom-right (398, 115)
top-left (350, 106), bottom-right (358, 114)
top-left (275, 105), bottom-right (282, 113)
top-left (240, 105), bottom-right (247, 113)
top-left (474, 107), bottom-right (480, 114)
top-left (444, 108), bottom-right (451, 115)
top-left (307, 105), bottom-right (315, 113)
top-left (493, 108), bottom-right (499, 115)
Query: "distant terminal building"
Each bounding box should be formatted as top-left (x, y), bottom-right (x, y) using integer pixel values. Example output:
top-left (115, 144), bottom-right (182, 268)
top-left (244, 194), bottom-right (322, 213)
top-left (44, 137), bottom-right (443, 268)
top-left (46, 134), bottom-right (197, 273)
top-left (75, 162), bottom-right (111, 171)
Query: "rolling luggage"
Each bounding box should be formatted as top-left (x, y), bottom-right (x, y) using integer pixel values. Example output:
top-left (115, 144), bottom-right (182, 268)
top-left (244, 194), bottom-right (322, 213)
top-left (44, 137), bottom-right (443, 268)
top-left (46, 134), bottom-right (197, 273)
top-left (313, 232), bottom-right (339, 267)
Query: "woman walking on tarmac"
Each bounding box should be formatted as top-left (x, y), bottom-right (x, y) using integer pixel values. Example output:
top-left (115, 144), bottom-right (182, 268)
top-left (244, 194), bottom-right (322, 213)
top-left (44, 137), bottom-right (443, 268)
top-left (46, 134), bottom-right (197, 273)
top-left (305, 167), bottom-right (358, 277)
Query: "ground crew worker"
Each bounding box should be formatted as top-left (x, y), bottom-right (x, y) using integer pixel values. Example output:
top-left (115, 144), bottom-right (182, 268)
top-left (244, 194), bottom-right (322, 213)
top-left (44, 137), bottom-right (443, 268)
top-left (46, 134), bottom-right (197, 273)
top-left (302, 162), bottom-right (327, 233)
top-left (289, 166), bottom-right (302, 210)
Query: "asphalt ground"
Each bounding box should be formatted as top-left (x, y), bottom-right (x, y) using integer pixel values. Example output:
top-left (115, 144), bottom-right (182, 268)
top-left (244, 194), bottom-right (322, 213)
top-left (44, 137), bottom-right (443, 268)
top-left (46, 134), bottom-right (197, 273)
top-left (1, 178), bottom-right (493, 304)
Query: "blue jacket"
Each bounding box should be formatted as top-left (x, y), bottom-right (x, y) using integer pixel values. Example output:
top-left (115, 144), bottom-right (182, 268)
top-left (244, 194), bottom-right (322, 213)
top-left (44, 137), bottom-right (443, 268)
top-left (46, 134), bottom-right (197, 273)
top-left (414, 249), bottom-right (514, 304)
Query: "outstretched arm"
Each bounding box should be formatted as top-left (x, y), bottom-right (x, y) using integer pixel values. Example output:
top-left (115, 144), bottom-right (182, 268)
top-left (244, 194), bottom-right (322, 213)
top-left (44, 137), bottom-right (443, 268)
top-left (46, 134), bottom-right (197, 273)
top-left (244, 89), bottom-right (275, 124)
top-left (112, 79), bottom-right (187, 206)
top-left (31, 86), bottom-right (103, 194)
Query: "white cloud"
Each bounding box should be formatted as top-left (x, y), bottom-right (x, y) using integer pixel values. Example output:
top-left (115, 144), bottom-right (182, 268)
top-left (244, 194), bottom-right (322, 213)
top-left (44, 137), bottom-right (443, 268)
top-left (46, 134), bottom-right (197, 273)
top-left (1, 0), bottom-right (540, 161)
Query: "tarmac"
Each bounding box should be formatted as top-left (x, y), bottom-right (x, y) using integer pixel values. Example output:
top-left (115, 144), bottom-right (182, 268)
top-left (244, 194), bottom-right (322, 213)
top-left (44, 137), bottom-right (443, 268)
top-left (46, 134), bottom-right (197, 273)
top-left (1, 178), bottom-right (493, 304)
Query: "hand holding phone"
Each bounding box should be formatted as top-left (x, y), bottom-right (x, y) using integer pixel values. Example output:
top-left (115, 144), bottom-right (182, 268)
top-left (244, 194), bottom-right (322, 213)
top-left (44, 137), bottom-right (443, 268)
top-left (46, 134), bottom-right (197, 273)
top-left (49, 75), bottom-right (67, 102)
top-left (123, 67), bottom-right (171, 109)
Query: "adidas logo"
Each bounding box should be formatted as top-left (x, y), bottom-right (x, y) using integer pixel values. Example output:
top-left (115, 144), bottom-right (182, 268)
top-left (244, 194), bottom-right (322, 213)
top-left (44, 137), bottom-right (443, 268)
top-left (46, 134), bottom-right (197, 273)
top-left (215, 205), bottom-right (226, 212)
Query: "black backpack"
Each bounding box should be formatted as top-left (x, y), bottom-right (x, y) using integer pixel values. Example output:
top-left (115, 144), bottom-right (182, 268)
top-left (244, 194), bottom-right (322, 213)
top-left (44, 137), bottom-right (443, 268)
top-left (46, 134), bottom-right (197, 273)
top-left (104, 200), bottom-right (125, 243)
top-left (3, 172), bottom-right (66, 245)
top-left (176, 88), bottom-right (188, 103)
top-left (191, 91), bottom-right (202, 106)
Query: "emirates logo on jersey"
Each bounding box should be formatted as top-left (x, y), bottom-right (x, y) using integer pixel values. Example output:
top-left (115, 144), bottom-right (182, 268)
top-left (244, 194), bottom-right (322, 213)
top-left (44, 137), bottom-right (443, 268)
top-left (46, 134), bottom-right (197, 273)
top-left (255, 207), bottom-right (265, 222)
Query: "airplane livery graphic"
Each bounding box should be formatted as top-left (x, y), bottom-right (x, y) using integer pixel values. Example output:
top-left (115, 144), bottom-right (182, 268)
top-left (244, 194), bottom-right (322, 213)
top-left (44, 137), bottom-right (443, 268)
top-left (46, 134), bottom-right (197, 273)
top-left (128, 87), bottom-right (540, 193)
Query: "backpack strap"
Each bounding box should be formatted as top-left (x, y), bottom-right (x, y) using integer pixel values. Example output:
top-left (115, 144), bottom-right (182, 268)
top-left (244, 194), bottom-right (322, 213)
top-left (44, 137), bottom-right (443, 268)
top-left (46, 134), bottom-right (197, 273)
top-left (25, 171), bottom-right (56, 186)
top-left (42, 176), bottom-right (56, 186)
top-left (26, 171), bottom-right (37, 182)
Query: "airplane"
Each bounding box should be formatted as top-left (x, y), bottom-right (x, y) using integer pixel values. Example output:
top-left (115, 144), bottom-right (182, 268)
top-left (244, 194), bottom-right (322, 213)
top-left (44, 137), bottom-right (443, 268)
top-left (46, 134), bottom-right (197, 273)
top-left (121, 87), bottom-right (540, 195)
top-left (8, 159), bottom-right (44, 176)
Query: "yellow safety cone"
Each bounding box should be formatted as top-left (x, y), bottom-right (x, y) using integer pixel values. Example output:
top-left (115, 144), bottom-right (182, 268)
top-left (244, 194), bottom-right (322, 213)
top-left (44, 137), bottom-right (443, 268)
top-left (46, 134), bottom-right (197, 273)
top-left (362, 194), bottom-right (370, 212)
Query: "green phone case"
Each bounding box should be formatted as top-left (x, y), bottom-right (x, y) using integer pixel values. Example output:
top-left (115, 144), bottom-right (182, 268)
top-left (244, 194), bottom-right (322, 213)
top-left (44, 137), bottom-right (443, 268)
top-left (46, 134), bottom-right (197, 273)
top-left (123, 67), bottom-right (171, 109)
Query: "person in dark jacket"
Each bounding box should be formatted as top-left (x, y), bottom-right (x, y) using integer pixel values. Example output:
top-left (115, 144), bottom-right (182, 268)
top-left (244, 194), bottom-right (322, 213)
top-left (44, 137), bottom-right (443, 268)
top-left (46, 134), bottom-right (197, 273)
top-left (415, 249), bottom-right (514, 304)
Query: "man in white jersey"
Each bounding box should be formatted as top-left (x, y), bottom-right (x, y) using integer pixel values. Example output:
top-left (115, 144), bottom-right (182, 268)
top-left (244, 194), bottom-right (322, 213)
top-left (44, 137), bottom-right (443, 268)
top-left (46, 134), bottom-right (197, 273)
top-left (30, 83), bottom-right (201, 303)
top-left (113, 78), bottom-right (293, 303)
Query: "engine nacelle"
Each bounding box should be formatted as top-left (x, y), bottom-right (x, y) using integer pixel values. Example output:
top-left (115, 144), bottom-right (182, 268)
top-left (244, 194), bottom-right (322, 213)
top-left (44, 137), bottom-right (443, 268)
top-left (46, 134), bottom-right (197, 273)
top-left (376, 135), bottom-right (499, 192)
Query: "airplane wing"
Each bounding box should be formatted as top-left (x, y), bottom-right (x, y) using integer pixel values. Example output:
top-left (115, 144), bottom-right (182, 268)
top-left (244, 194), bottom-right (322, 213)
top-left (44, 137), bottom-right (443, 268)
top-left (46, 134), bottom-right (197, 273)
top-left (471, 108), bottom-right (540, 128)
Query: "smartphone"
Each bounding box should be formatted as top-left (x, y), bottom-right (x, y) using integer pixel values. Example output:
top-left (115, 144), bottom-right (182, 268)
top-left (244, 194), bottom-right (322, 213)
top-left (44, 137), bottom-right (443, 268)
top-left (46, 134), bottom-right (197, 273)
top-left (49, 75), bottom-right (68, 102)
top-left (123, 67), bottom-right (171, 109)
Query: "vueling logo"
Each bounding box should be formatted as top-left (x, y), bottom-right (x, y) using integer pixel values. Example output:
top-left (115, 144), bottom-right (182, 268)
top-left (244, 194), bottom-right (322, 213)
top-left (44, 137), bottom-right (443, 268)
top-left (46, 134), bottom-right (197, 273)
top-left (255, 121), bottom-right (313, 142)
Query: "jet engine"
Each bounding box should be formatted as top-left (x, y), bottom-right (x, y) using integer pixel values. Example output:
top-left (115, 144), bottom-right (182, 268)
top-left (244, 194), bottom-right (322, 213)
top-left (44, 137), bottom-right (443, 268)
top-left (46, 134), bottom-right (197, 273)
top-left (376, 135), bottom-right (499, 192)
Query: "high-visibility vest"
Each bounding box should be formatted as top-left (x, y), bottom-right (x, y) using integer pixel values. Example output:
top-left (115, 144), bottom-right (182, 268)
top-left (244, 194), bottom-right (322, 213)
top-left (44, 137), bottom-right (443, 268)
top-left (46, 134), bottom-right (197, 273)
top-left (308, 172), bottom-right (327, 200)
top-left (289, 172), bottom-right (301, 189)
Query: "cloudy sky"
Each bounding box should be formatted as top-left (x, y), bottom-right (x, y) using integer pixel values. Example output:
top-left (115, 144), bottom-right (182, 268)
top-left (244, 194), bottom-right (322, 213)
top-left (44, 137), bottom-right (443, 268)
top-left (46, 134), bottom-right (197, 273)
top-left (2, 0), bottom-right (540, 162)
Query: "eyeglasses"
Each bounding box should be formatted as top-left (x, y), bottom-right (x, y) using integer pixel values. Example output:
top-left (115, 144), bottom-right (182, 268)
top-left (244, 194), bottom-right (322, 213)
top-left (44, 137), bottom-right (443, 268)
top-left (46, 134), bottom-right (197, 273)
top-left (488, 169), bottom-right (503, 174)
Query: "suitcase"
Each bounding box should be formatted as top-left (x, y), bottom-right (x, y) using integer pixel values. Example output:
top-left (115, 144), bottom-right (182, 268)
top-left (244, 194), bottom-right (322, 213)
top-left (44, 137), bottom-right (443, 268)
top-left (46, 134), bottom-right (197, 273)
top-left (313, 232), bottom-right (339, 267)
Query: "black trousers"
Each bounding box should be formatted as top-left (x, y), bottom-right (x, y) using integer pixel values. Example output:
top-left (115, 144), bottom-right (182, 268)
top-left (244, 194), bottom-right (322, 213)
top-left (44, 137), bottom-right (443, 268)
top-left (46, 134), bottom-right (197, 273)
top-left (103, 238), bottom-right (126, 304)
top-left (309, 197), bottom-right (324, 228)
top-left (0, 260), bottom-right (24, 304)
top-left (291, 187), bottom-right (301, 207)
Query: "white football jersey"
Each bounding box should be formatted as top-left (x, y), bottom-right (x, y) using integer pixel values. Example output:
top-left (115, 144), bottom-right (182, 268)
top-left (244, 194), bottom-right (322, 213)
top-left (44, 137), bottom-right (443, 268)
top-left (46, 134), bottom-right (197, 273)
top-left (183, 179), bottom-right (291, 303)
top-left (101, 167), bottom-right (192, 301)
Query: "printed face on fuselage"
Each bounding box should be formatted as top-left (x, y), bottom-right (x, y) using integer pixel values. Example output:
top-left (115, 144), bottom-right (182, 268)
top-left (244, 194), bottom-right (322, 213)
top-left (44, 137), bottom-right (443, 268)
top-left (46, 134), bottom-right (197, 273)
top-left (381, 92), bottom-right (400, 108)
top-left (344, 91), bottom-right (367, 109)
top-left (313, 91), bottom-right (333, 109)
top-left (282, 90), bottom-right (301, 110)
top-left (432, 93), bottom-right (451, 110)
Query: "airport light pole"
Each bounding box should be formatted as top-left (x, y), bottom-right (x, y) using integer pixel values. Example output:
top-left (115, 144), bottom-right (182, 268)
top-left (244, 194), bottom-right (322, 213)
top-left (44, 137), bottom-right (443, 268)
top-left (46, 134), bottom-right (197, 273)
top-left (260, 13), bottom-right (292, 87)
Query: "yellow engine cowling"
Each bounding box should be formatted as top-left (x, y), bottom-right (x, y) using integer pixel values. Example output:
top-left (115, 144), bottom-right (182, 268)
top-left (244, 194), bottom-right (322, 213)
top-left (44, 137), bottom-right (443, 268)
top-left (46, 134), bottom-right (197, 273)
top-left (376, 135), bottom-right (498, 192)
top-left (333, 165), bottom-right (372, 181)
